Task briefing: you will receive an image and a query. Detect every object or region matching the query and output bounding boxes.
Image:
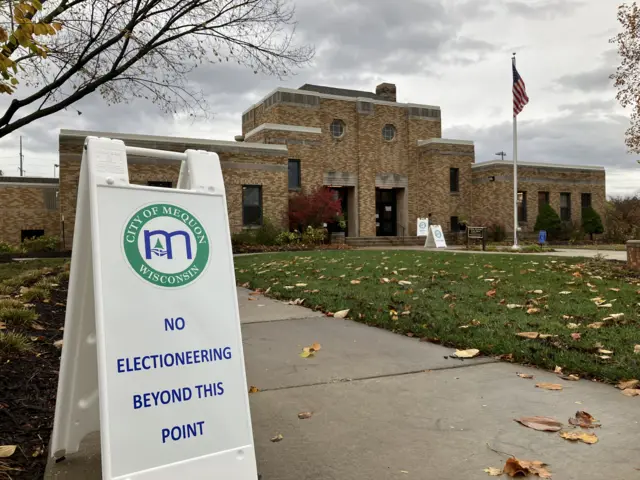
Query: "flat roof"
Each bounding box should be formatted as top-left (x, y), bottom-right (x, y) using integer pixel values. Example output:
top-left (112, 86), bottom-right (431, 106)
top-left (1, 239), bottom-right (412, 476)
top-left (59, 129), bottom-right (288, 154)
top-left (472, 160), bottom-right (605, 171)
top-left (0, 176), bottom-right (58, 185)
top-left (242, 87), bottom-right (441, 115)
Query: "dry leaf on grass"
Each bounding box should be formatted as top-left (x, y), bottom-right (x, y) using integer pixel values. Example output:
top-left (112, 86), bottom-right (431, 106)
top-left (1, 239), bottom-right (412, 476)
top-left (587, 322), bottom-right (604, 329)
top-left (452, 348), bottom-right (480, 359)
top-left (295, 283), bottom-right (307, 287)
top-left (567, 323), bottom-right (580, 329)
top-left (559, 291), bottom-right (572, 295)
top-left (597, 349), bottom-right (614, 355)
top-left (486, 289), bottom-right (497, 297)
top-left (609, 288), bottom-right (620, 292)
top-left (517, 373), bottom-right (535, 379)
top-left (597, 303), bottom-right (613, 308)
top-left (297, 412), bottom-right (313, 419)
top-left (568, 411), bottom-right (600, 428)
top-left (333, 309), bottom-right (350, 319)
top-left (517, 332), bottom-right (540, 339)
top-left (503, 458), bottom-right (552, 478)
top-left (527, 308), bottom-right (541, 314)
top-left (571, 333), bottom-right (581, 341)
top-left (398, 280), bottom-right (412, 286)
top-left (617, 379), bottom-right (639, 390)
top-left (0, 445), bottom-right (16, 458)
top-left (248, 386), bottom-right (260, 394)
top-left (621, 389), bottom-right (640, 397)
top-left (515, 416), bottom-right (563, 432)
top-left (506, 304), bottom-right (522, 309)
top-left (634, 345), bottom-right (640, 354)
top-left (270, 434), bottom-right (284, 442)
top-left (484, 467), bottom-right (503, 476)
top-left (0, 321), bottom-right (5, 330)
top-left (536, 383), bottom-right (563, 391)
top-left (350, 280), bottom-right (361, 285)
top-left (559, 431), bottom-right (598, 444)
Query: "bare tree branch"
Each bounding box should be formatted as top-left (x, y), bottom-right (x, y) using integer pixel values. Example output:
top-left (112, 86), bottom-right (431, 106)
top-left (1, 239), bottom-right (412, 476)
top-left (0, 0), bottom-right (314, 138)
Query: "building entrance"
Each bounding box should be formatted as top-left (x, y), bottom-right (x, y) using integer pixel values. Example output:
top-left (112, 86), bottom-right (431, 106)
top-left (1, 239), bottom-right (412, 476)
top-left (376, 188), bottom-right (397, 236)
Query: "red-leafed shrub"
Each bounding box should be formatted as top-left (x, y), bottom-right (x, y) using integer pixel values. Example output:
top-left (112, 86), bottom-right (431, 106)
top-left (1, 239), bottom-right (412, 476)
top-left (289, 187), bottom-right (342, 230)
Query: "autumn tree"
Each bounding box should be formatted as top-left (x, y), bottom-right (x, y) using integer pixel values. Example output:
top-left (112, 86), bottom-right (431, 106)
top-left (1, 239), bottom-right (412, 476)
top-left (289, 187), bottom-right (342, 231)
top-left (611, 2), bottom-right (640, 155)
top-left (0, 0), bottom-right (313, 138)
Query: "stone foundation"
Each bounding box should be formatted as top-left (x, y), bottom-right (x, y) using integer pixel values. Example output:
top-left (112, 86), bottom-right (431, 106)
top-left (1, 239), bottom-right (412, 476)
top-left (627, 240), bottom-right (640, 270)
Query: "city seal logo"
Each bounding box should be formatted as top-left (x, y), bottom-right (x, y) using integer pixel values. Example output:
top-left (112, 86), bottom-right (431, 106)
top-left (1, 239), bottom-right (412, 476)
top-left (123, 203), bottom-right (209, 287)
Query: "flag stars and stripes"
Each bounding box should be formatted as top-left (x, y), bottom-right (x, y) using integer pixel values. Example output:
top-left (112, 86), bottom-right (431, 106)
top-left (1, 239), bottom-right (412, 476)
top-left (512, 63), bottom-right (529, 116)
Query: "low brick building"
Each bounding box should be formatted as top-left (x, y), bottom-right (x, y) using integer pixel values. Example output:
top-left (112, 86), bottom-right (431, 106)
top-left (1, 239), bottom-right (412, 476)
top-left (0, 82), bottom-right (608, 247)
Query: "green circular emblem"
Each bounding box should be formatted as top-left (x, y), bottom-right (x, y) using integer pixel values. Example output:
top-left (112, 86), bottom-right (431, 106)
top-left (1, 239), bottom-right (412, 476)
top-left (123, 203), bottom-right (209, 287)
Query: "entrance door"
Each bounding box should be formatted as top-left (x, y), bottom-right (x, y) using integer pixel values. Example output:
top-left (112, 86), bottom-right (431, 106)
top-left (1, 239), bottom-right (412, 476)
top-left (376, 189), bottom-right (396, 236)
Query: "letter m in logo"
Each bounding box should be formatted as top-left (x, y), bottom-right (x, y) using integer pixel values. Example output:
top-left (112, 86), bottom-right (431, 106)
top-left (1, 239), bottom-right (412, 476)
top-left (143, 230), bottom-right (193, 260)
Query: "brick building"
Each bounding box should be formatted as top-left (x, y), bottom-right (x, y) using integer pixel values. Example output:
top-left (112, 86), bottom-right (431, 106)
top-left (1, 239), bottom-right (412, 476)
top-left (0, 82), bottom-right (607, 247)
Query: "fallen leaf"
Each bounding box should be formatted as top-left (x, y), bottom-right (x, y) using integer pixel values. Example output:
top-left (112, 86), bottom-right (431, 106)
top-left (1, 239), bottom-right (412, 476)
top-left (515, 416), bottom-right (563, 432)
top-left (517, 373), bottom-right (535, 379)
top-left (635, 345), bottom-right (640, 354)
top-left (559, 291), bottom-right (572, 295)
top-left (538, 334), bottom-right (557, 339)
top-left (270, 433), bottom-right (284, 442)
top-left (598, 355), bottom-right (612, 360)
top-left (597, 349), bottom-right (613, 355)
top-left (533, 289), bottom-right (543, 294)
top-left (609, 313), bottom-right (624, 320)
top-left (53, 339), bottom-right (63, 349)
top-left (398, 280), bottom-right (412, 286)
top-left (560, 374), bottom-right (580, 382)
top-left (617, 379), bottom-right (640, 390)
top-left (506, 304), bottom-right (522, 309)
top-left (568, 411), bottom-right (600, 428)
top-left (380, 278), bottom-right (390, 283)
top-left (297, 412), bottom-right (313, 419)
top-left (350, 280), bottom-right (360, 285)
top-left (567, 323), bottom-right (580, 329)
top-left (536, 383), bottom-right (563, 391)
top-left (587, 322), bottom-right (604, 329)
top-left (0, 445), bottom-right (16, 458)
top-left (503, 458), bottom-right (552, 478)
top-left (554, 366), bottom-right (563, 374)
top-left (609, 288), bottom-right (620, 292)
top-left (0, 321), bottom-right (5, 330)
top-left (573, 271), bottom-right (582, 277)
top-left (597, 303), bottom-right (612, 308)
top-left (31, 323), bottom-right (45, 331)
top-left (452, 348), bottom-right (480, 359)
top-left (486, 289), bottom-right (497, 297)
top-left (300, 347), bottom-right (315, 358)
top-left (571, 333), bottom-right (581, 341)
top-left (295, 283), bottom-right (307, 287)
top-left (621, 389), bottom-right (640, 397)
top-left (484, 467), bottom-right (503, 476)
top-left (311, 342), bottom-right (322, 352)
top-left (559, 431), bottom-right (598, 444)
top-left (517, 332), bottom-right (540, 339)
top-left (527, 308), bottom-right (541, 314)
top-left (248, 386), bottom-right (260, 394)
top-left (333, 309), bottom-right (350, 319)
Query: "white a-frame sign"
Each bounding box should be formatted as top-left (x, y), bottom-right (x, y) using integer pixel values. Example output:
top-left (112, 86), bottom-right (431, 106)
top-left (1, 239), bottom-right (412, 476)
top-left (50, 137), bottom-right (258, 479)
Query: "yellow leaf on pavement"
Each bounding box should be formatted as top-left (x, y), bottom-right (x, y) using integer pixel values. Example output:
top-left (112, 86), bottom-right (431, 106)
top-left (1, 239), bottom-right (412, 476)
top-left (621, 388), bottom-right (640, 397)
top-left (536, 383), bottom-right (563, 391)
top-left (248, 386), bottom-right (260, 394)
top-left (559, 431), bottom-right (598, 444)
top-left (515, 416), bottom-right (563, 432)
top-left (617, 379), bottom-right (639, 390)
top-left (453, 348), bottom-right (480, 358)
top-left (333, 309), bottom-right (350, 319)
top-left (484, 467), bottom-right (503, 476)
top-left (297, 412), bottom-right (313, 419)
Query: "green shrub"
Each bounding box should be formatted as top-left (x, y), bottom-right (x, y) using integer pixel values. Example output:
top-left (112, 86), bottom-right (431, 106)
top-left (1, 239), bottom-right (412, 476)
top-left (582, 207), bottom-right (604, 240)
top-left (22, 235), bottom-right (60, 253)
top-left (276, 231), bottom-right (301, 245)
top-left (0, 299), bottom-right (29, 310)
top-left (0, 308), bottom-right (39, 327)
top-left (301, 226), bottom-right (327, 245)
top-left (0, 331), bottom-right (32, 354)
top-left (0, 241), bottom-right (20, 254)
top-left (534, 204), bottom-right (562, 239)
top-left (22, 286), bottom-right (50, 302)
top-left (253, 219), bottom-right (282, 246)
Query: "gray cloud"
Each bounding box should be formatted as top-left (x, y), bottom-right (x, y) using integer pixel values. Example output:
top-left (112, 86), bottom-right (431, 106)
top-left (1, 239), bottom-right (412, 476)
top-left (555, 49), bottom-right (617, 92)
top-left (505, 0), bottom-right (586, 19)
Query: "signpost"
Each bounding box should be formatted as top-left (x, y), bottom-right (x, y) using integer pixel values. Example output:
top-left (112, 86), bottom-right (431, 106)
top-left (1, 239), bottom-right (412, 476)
top-left (416, 218), bottom-right (429, 236)
top-left (424, 225), bottom-right (447, 249)
top-left (466, 226), bottom-right (488, 251)
top-left (49, 137), bottom-right (258, 479)
top-left (538, 230), bottom-right (547, 246)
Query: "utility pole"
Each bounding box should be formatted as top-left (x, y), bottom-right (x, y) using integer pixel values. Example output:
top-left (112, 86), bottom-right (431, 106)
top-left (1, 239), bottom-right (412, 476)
top-left (495, 151), bottom-right (507, 160)
top-left (19, 135), bottom-right (24, 176)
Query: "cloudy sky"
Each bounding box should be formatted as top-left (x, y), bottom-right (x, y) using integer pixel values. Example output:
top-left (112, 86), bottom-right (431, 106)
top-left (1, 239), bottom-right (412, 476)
top-left (0, 0), bottom-right (637, 197)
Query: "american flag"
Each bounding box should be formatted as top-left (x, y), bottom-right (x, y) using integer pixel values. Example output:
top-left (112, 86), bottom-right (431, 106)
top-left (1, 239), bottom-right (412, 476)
top-left (512, 63), bottom-right (529, 116)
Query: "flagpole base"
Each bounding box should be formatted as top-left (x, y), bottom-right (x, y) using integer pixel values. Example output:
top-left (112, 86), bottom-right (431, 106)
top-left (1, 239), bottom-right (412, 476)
top-left (511, 244), bottom-right (521, 251)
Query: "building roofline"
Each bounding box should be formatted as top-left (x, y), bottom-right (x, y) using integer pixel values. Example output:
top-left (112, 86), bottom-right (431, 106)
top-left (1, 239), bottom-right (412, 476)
top-left (0, 176), bottom-right (59, 185)
top-left (417, 138), bottom-right (474, 147)
top-left (471, 160), bottom-right (605, 171)
top-left (242, 87), bottom-right (441, 115)
top-left (244, 123), bottom-right (322, 139)
top-left (59, 129), bottom-right (288, 154)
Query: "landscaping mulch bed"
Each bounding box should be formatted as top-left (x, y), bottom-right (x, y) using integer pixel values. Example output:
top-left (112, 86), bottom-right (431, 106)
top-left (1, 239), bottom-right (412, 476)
top-left (0, 278), bottom-right (68, 479)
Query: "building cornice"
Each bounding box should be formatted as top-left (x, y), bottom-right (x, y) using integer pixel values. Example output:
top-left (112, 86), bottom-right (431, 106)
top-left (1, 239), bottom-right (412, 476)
top-left (472, 160), bottom-right (605, 172)
top-left (242, 87), bottom-right (441, 115)
top-left (244, 123), bottom-right (322, 139)
top-left (417, 138), bottom-right (474, 147)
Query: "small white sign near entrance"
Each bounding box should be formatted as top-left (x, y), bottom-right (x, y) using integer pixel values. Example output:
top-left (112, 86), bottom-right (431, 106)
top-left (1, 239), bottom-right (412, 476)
top-left (424, 225), bottom-right (447, 248)
top-left (49, 137), bottom-right (257, 479)
top-left (416, 218), bottom-right (429, 236)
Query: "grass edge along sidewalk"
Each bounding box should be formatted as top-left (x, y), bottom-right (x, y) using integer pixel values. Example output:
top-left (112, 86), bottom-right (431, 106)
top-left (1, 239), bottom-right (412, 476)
top-left (234, 250), bottom-right (640, 385)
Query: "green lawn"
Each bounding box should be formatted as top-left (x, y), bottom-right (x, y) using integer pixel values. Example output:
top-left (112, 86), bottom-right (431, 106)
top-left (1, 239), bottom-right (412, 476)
top-left (234, 250), bottom-right (640, 383)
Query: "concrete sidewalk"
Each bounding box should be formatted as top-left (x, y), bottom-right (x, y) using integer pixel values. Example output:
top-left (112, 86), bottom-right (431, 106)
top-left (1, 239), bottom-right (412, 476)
top-left (46, 288), bottom-right (640, 479)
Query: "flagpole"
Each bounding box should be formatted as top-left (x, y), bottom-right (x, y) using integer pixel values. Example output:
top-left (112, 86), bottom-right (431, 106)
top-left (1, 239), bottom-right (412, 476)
top-left (512, 53), bottom-right (519, 250)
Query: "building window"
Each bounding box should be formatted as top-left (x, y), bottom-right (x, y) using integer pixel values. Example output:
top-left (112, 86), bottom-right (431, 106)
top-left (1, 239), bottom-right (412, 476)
top-left (242, 185), bottom-right (262, 227)
top-left (538, 191), bottom-right (549, 210)
top-left (148, 181), bottom-right (173, 188)
top-left (450, 216), bottom-right (460, 233)
top-left (581, 193), bottom-right (592, 210)
top-left (330, 119), bottom-right (345, 138)
top-left (288, 159), bottom-right (301, 190)
top-left (518, 191), bottom-right (528, 223)
top-left (382, 124), bottom-right (396, 141)
top-left (560, 192), bottom-right (571, 221)
top-left (450, 168), bottom-right (460, 193)
top-left (43, 190), bottom-right (58, 210)
top-left (21, 229), bottom-right (44, 242)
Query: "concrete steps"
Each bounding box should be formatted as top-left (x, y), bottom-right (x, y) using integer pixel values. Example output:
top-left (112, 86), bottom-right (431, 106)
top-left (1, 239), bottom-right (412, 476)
top-left (345, 236), bottom-right (425, 247)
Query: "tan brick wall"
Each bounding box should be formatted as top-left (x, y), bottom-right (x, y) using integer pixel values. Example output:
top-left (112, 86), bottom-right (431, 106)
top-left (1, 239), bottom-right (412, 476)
top-left (59, 138), bottom-right (288, 247)
top-left (0, 184), bottom-right (60, 245)
top-left (471, 165), bottom-right (606, 233)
